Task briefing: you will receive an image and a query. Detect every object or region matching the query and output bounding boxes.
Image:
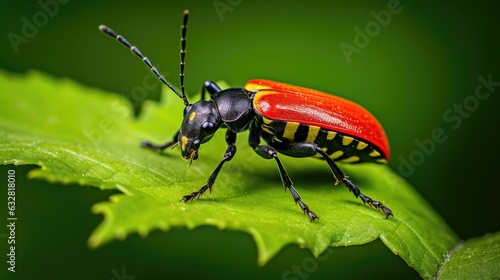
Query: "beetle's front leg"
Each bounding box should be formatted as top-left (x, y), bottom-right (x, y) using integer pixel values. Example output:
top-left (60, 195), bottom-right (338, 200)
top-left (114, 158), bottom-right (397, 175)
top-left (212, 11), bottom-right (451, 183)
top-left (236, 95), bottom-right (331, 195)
top-left (180, 130), bottom-right (237, 202)
top-left (141, 130), bottom-right (180, 151)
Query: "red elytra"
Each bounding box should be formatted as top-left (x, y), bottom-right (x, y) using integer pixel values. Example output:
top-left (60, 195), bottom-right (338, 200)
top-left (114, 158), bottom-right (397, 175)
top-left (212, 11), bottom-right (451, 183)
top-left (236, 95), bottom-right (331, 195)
top-left (245, 79), bottom-right (390, 160)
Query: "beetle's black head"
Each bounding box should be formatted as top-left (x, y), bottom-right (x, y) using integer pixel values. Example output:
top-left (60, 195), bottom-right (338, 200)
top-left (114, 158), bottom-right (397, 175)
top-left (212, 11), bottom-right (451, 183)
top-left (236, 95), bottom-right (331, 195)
top-left (178, 100), bottom-right (222, 163)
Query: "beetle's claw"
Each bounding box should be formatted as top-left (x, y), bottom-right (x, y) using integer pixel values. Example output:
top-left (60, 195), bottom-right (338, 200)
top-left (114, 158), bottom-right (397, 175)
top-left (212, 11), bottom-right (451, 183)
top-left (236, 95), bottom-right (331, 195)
top-left (180, 184), bottom-right (212, 203)
top-left (180, 192), bottom-right (197, 202)
top-left (306, 210), bottom-right (319, 222)
top-left (369, 201), bottom-right (393, 219)
top-left (381, 206), bottom-right (394, 219)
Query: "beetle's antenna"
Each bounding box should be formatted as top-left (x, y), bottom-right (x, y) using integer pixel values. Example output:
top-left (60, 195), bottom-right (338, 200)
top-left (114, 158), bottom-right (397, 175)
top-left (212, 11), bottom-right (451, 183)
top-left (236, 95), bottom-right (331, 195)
top-left (179, 10), bottom-right (188, 102)
top-left (98, 13), bottom-right (190, 106)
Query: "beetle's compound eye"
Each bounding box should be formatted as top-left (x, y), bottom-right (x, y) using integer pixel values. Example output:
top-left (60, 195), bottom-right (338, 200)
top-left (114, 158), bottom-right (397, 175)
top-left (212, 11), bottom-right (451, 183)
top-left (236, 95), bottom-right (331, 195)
top-left (201, 121), bottom-right (216, 134)
top-left (200, 121), bottom-right (218, 143)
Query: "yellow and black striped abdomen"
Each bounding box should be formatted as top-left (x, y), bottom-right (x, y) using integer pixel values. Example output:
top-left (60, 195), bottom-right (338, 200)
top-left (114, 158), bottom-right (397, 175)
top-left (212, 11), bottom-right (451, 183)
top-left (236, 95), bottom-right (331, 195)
top-left (259, 116), bottom-right (387, 164)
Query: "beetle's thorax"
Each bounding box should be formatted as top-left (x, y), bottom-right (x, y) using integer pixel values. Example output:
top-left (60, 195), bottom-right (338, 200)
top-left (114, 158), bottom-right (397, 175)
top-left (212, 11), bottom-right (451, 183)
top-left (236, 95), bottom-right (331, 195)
top-left (211, 88), bottom-right (254, 132)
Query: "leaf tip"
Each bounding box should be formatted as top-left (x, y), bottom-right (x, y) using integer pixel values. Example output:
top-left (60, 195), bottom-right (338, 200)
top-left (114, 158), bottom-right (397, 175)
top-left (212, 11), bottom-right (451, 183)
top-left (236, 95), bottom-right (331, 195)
top-left (115, 228), bottom-right (127, 240)
top-left (138, 226), bottom-right (150, 238)
top-left (87, 235), bottom-right (101, 249)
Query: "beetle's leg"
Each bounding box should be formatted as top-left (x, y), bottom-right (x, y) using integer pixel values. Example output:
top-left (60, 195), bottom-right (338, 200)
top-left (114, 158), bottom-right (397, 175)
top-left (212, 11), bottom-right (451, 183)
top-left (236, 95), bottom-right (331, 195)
top-left (252, 144), bottom-right (318, 222)
top-left (267, 140), bottom-right (392, 219)
top-left (260, 148), bottom-right (319, 223)
top-left (180, 130), bottom-right (237, 202)
top-left (315, 147), bottom-right (393, 218)
top-left (249, 127), bottom-right (318, 222)
top-left (201, 80), bottom-right (222, 100)
top-left (141, 130), bottom-right (179, 151)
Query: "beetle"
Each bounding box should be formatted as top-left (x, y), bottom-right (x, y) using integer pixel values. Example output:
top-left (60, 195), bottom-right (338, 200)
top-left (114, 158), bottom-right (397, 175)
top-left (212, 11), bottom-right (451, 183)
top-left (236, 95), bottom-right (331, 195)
top-left (99, 10), bottom-right (393, 221)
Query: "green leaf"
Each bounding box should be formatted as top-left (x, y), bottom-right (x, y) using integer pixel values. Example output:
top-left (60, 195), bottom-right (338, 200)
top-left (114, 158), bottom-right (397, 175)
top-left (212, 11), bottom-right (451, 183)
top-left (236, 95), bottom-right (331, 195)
top-left (436, 231), bottom-right (500, 280)
top-left (1, 69), bottom-right (459, 278)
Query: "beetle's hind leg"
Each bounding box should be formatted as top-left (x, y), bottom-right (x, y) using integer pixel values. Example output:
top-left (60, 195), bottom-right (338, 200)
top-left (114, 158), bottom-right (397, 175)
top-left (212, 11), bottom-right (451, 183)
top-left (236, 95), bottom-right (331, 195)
top-left (249, 125), bottom-right (318, 221)
top-left (253, 144), bottom-right (319, 222)
top-left (141, 130), bottom-right (179, 152)
top-left (315, 147), bottom-right (393, 218)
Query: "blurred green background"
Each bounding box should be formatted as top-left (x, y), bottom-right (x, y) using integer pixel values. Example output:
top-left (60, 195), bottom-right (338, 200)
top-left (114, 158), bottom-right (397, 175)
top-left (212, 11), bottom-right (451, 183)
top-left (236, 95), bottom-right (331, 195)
top-left (1, 0), bottom-right (499, 279)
